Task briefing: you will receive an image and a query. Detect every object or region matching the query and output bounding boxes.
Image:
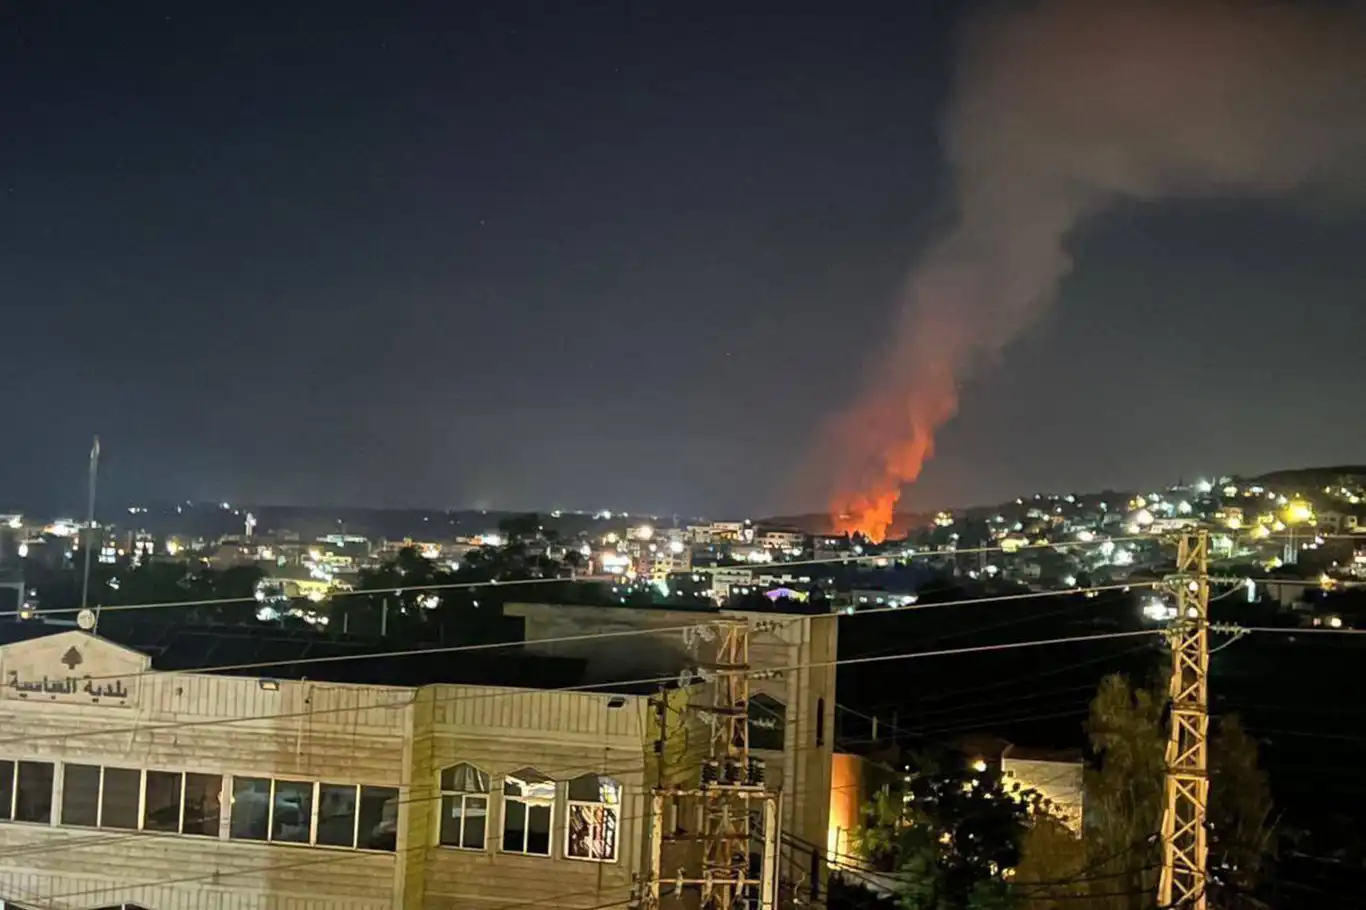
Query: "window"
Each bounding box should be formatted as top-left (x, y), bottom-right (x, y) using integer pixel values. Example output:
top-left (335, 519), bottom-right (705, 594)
top-left (230, 777), bottom-right (271, 840)
top-left (228, 777), bottom-right (393, 851)
top-left (15, 761), bottom-right (54, 824)
top-left (62, 764), bottom-right (101, 827)
top-left (0, 760), bottom-right (12, 821)
top-left (102, 768), bottom-right (141, 829)
top-left (565, 774), bottom-right (620, 862)
top-left (271, 780), bottom-right (313, 843)
top-left (816, 697), bottom-right (826, 747)
top-left (357, 786), bottom-right (398, 851)
top-left (439, 763), bottom-right (490, 850)
top-left (316, 783), bottom-right (398, 851)
top-left (182, 773), bottom-right (223, 836)
top-left (142, 771), bottom-right (222, 836)
top-left (501, 768), bottom-right (553, 856)
top-left (748, 694), bottom-right (786, 752)
top-left (316, 784), bottom-right (358, 847)
top-left (143, 771), bottom-right (183, 832)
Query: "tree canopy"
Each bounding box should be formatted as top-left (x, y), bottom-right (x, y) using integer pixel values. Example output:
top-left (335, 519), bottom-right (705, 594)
top-left (848, 673), bottom-right (1273, 910)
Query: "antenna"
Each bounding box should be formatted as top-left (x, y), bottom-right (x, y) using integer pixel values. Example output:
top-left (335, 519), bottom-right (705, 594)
top-left (81, 435), bottom-right (100, 633)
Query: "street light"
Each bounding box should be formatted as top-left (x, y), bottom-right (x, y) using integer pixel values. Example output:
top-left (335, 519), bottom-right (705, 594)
top-left (1283, 500), bottom-right (1313, 564)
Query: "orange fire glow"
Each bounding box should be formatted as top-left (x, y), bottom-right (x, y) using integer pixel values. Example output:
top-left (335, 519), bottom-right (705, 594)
top-left (827, 347), bottom-right (962, 543)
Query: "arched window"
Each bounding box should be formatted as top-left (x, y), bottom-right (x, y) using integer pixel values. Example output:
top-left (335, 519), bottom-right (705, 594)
top-left (501, 768), bottom-right (554, 856)
top-left (748, 693), bottom-right (786, 752)
top-left (565, 774), bottom-right (621, 862)
top-left (439, 763), bottom-right (490, 850)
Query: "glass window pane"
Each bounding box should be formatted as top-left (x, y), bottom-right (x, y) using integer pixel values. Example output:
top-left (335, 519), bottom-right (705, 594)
top-left (463, 796), bottom-right (487, 849)
top-left (101, 768), bottom-right (141, 830)
top-left (316, 784), bottom-right (357, 847)
top-left (526, 804), bottom-right (551, 856)
top-left (358, 786), bottom-right (398, 851)
top-left (271, 780), bottom-right (313, 843)
top-left (568, 804), bottom-right (619, 861)
top-left (0, 760), bottom-right (14, 821)
top-left (61, 764), bottom-right (100, 827)
top-left (441, 763), bottom-right (489, 793)
top-left (16, 761), bottom-right (54, 824)
top-left (143, 771), bottom-right (182, 832)
top-left (749, 694), bottom-right (786, 751)
top-left (183, 773), bottom-right (222, 836)
top-left (230, 777), bottom-right (270, 840)
top-left (439, 794), bottom-right (463, 846)
top-left (502, 799), bottom-right (527, 852)
top-left (567, 774), bottom-right (599, 803)
top-left (568, 775), bottom-right (621, 804)
top-left (506, 768), bottom-right (553, 802)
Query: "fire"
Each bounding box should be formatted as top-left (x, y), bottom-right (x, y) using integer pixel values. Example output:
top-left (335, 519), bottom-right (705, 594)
top-left (827, 346), bottom-right (962, 543)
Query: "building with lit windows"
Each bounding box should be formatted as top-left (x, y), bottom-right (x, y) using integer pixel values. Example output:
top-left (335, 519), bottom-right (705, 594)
top-left (0, 623), bottom-right (694, 910)
top-left (504, 600), bottom-right (839, 900)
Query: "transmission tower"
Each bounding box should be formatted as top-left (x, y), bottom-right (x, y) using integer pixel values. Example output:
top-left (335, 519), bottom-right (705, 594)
top-left (643, 617), bottom-right (779, 910)
top-left (1157, 530), bottom-right (1210, 910)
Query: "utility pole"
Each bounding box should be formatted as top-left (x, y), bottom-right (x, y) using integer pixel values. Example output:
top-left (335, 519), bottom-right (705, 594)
top-left (1158, 530), bottom-right (1210, 910)
top-left (643, 618), bottom-right (779, 910)
top-left (81, 435), bottom-right (101, 632)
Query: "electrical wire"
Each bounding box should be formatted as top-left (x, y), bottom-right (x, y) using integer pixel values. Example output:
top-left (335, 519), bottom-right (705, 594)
top-left (0, 628), bottom-right (1160, 748)
top-left (22, 578), bottom-right (1162, 689)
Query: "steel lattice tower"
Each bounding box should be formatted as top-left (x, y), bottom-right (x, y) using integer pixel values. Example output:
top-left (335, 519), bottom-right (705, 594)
top-left (642, 617), bottom-right (779, 910)
top-left (1157, 530), bottom-right (1210, 910)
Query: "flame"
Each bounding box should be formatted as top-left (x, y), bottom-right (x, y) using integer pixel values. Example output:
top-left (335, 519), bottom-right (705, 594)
top-left (819, 280), bottom-right (972, 541)
top-left (827, 347), bottom-right (962, 542)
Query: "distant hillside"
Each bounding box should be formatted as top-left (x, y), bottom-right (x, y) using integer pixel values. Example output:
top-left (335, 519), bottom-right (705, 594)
top-left (1248, 464), bottom-right (1366, 491)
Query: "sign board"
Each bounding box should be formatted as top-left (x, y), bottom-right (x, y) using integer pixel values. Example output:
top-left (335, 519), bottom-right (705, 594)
top-left (0, 630), bottom-right (149, 709)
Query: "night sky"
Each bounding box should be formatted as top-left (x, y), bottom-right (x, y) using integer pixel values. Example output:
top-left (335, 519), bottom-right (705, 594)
top-left (4, 1), bottom-right (1365, 518)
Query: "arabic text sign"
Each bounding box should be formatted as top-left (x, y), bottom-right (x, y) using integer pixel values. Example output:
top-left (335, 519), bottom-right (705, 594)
top-left (5, 671), bottom-right (133, 704)
top-left (0, 635), bottom-right (144, 708)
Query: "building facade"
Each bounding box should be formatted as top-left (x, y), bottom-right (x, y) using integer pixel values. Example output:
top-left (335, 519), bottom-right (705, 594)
top-left (0, 629), bottom-right (677, 910)
top-left (504, 602), bottom-right (839, 899)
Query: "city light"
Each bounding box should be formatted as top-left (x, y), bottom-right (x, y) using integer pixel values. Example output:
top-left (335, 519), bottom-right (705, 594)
top-left (1285, 500), bottom-right (1313, 525)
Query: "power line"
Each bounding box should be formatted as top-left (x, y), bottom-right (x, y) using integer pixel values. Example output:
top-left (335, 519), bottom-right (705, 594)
top-left (31, 578), bottom-right (1162, 689)
top-left (0, 628), bottom-right (1161, 748)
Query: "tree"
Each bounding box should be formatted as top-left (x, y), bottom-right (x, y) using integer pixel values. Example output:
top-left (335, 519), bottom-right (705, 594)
top-left (1077, 674), bottom-right (1167, 910)
top-left (851, 762), bottom-right (1034, 910)
top-left (496, 512), bottom-right (542, 543)
top-left (1017, 675), bottom-right (1273, 910)
top-left (854, 675), bottom-right (1273, 910)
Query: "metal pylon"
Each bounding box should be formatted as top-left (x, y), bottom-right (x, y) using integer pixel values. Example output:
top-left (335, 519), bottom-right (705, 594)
top-left (1158, 530), bottom-right (1210, 910)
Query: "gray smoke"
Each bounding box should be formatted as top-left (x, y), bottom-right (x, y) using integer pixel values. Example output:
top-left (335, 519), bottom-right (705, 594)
top-left (829, 0), bottom-right (1366, 537)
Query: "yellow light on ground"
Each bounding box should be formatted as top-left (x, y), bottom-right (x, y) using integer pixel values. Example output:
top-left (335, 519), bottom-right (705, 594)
top-left (1285, 501), bottom-right (1313, 525)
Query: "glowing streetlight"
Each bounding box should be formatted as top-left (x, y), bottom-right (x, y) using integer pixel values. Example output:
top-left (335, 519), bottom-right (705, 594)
top-left (1284, 500), bottom-right (1313, 525)
top-left (1283, 500), bottom-right (1313, 564)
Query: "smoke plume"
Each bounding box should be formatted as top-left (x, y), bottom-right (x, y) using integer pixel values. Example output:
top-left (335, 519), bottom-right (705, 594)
top-left (829, 0), bottom-right (1366, 541)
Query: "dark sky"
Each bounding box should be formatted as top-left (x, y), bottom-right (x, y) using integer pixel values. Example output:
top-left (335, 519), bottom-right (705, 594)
top-left (4, 1), bottom-right (1364, 518)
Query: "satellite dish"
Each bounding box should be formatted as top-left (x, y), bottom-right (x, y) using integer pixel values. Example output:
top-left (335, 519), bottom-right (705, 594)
top-left (76, 609), bottom-right (96, 631)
